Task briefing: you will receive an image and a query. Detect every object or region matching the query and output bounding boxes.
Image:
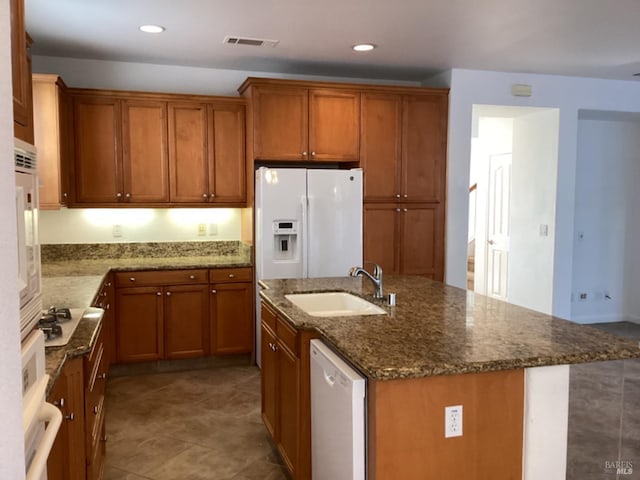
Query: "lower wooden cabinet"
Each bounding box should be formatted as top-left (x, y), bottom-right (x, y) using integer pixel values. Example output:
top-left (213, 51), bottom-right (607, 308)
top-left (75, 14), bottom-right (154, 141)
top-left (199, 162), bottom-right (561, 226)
top-left (93, 274), bottom-right (115, 367)
top-left (260, 302), bottom-right (317, 480)
top-left (364, 203), bottom-right (444, 280)
top-left (114, 267), bottom-right (253, 363)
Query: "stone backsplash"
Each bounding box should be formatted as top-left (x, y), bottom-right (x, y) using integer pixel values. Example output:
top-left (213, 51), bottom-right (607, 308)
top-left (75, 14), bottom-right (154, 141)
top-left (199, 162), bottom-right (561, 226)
top-left (41, 241), bottom-right (251, 262)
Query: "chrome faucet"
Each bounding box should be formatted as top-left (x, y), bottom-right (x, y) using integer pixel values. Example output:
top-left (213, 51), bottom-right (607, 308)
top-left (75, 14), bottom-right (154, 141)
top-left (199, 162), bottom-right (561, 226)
top-left (349, 263), bottom-right (383, 299)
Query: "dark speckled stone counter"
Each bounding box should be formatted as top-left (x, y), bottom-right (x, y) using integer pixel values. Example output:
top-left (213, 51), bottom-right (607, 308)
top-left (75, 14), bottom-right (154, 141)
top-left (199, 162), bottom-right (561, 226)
top-left (42, 241), bottom-right (252, 391)
top-left (259, 276), bottom-right (640, 380)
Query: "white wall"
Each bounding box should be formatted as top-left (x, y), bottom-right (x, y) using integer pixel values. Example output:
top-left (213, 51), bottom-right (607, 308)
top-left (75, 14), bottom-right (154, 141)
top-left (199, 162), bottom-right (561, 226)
top-left (0, 2), bottom-right (28, 478)
top-left (40, 208), bottom-right (242, 244)
top-left (510, 109), bottom-right (559, 315)
top-left (572, 115), bottom-right (640, 322)
top-left (32, 56), bottom-right (419, 95)
top-left (436, 68), bottom-right (640, 320)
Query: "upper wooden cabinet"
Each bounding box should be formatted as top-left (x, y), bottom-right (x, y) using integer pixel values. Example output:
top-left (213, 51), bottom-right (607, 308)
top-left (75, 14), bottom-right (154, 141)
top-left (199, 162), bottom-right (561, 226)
top-left (168, 102), bottom-right (246, 204)
top-left (239, 78), bottom-right (360, 162)
top-left (33, 74), bottom-right (72, 209)
top-left (73, 95), bottom-right (169, 204)
top-left (11, 0), bottom-right (34, 143)
top-left (361, 91), bottom-right (448, 203)
top-left (67, 90), bottom-right (246, 207)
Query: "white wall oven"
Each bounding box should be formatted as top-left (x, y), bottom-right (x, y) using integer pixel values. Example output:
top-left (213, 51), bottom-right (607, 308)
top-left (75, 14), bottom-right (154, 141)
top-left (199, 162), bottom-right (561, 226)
top-left (16, 138), bottom-right (61, 479)
top-left (15, 138), bottom-right (42, 340)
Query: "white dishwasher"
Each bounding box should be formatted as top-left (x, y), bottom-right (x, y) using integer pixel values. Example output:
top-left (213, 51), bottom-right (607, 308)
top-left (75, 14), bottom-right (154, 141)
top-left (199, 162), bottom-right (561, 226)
top-left (310, 339), bottom-right (366, 480)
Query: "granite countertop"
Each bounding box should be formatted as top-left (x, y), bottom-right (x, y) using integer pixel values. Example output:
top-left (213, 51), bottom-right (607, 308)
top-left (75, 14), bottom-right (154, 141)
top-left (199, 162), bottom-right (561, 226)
top-left (259, 275), bottom-right (640, 381)
top-left (42, 241), bottom-right (253, 392)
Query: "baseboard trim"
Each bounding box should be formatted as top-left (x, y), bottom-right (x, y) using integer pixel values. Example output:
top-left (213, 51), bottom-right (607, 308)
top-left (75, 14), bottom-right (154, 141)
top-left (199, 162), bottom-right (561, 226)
top-left (570, 313), bottom-right (624, 324)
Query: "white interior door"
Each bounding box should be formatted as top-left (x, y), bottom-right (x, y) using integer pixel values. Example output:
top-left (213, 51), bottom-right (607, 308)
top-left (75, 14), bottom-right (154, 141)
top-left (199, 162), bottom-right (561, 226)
top-left (486, 153), bottom-right (511, 300)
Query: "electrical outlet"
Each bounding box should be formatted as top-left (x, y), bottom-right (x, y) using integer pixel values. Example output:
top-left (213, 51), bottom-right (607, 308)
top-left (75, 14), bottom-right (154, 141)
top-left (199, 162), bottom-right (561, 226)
top-left (112, 224), bottom-right (123, 238)
top-left (197, 223), bottom-right (206, 236)
top-left (445, 405), bottom-right (463, 438)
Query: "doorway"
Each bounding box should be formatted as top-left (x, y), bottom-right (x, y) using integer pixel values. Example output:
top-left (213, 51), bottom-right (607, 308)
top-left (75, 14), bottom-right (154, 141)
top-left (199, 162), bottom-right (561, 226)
top-left (469, 105), bottom-right (560, 315)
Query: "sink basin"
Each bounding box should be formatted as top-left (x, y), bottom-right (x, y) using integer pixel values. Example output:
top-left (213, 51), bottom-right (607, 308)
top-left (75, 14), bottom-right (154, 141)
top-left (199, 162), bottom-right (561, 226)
top-left (285, 292), bottom-right (386, 317)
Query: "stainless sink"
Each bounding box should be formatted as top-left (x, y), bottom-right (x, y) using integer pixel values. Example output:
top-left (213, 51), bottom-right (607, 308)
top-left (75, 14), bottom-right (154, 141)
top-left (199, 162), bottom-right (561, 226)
top-left (284, 292), bottom-right (386, 317)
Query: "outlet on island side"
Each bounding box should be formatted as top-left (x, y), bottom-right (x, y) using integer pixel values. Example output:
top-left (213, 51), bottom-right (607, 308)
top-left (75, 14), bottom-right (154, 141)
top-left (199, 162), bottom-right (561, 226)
top-left (445, 405), bottom-right (463, 438)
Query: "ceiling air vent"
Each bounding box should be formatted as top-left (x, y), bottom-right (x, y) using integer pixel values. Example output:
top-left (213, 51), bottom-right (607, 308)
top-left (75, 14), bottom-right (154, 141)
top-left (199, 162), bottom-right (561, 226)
top-left (223, 36), bottom-right (279, 48)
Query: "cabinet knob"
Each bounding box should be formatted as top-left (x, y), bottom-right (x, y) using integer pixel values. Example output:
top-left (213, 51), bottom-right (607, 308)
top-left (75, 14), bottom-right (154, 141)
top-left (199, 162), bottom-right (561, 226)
top-left (105, 303), bottom-right (110, 310)
top-left (93, 405), bottom-right (99, 415)
top-left (166, 291), bottom-right (172, 296)
top-left (396, 208), bottom-right (401, 212)
top-left (65, 412), bottom-right (75, 421)
top-left (106, 282), bottom-right (112, 287)
top-left (62, 192), bottom-right (68, 198)
top-left (101, 435), bottom-right (108, 443)
top-left (53, 398), bottom-right (65, 409)
top-left (202, 193), bottom-right (208, 198)
top-left (311, 151), bottom-right (316, 156)
top-left (209, 193), bottom-right (215, 199)
top-left (269, 343), bottom-right (278, 352)
top-left (129, 277), bottom-right (136, 282)
top-left (125, 193), bottom-right (131, 199)
top-left (189, 275), bottom-right (196, 280)
top-left (403, 194), bottom-right (408, 198)
top-left (116, 193), bottom-right (122, 198)
top-left (403, 208), bottom-right (408, 212)
top-left (228, 273), bottom-right (235, 278)
top-left (211, 289), bottom-right (217, 294)
top-left (302, 151), bottom-right (308, 156)
top-left (396, 194), bottom-right (401, 198)
top-left (99, 372), bottom-right (107, 380)
top-left (156, 291), bottom-right (162, 296)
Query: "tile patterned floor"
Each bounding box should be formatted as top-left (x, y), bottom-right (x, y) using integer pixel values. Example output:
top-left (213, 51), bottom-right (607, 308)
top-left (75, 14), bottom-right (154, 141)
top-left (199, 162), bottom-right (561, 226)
top-left (103, 366), bottom-right (288, 480)
top-left (566, 322), bottom-right (640, 480)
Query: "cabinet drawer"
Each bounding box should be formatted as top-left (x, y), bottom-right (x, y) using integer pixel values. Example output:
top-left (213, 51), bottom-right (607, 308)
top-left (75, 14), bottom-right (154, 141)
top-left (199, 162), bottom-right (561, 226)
top-left (276, 316), bottom-right (298, 356)
top-left (115, 269), bottom-right (208, 287)
top-left (261, 303), bottom-right (277, 332)
top-left (209, 267), bottom-right (253, 283)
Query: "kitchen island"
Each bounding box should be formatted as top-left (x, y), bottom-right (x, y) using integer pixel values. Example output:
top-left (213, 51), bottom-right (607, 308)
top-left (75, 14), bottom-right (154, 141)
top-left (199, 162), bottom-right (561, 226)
top-left (259, 275), bottom-right (640, 480)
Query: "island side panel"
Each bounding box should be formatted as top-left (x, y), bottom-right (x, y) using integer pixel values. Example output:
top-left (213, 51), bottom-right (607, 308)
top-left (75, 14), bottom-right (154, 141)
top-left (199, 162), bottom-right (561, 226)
top-left (368, 369), bottom-right (525, 480)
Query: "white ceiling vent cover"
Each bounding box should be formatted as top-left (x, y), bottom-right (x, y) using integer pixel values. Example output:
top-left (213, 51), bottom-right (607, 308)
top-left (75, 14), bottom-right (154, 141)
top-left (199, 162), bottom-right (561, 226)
top-left (223, 36), bottom-right (279, 47)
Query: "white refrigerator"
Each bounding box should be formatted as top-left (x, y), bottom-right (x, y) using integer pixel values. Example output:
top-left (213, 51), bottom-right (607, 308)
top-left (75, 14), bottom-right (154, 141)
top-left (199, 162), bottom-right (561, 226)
top-left (255, 167), bottom-right (363, 364)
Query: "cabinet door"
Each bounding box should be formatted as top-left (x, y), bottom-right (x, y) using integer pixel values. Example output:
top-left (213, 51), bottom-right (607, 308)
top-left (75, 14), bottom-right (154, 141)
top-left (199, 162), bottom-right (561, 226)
top-left (164, 284), bottom-right (209, 359)
top-left (364, 204), bottom-right (400, 274)
top-left (278, 343), bottom-right (300, 477)
top-left (10, 0), bottom-right (29, 128)
top-left (402, 94), bottom-right (448, 202)
top-left (209, 105), bottom-right (246, 204)
top-left (399, 205), bottom-right (444, 280)
top-left (46, 374), bottom-right (67, 480)
top-left (73, 96), bottom-right (122, 203)
top-left (361, 93), bottom-right (402, 201)
top-left (261, 322), bottom-right (278, 439)
top-left (122, 100), bottom-right (169, 203)
top-left (116, 286), bottom-right (164, 362)
top-left (309, 89), bottom-right (360, 161)
top-left (252, 86), bottom-right (308, 161)
top-left (63, 357), bottom-right (86, 480)
top-left (210, 282), bottom-right (252, 354)
top-left (168, 103), bottom-right (210, 202)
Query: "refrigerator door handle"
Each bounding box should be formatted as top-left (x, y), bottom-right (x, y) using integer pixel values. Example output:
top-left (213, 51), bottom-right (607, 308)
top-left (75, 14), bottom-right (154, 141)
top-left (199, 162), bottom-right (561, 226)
top-left (300, 195), bottom-right (308, 277)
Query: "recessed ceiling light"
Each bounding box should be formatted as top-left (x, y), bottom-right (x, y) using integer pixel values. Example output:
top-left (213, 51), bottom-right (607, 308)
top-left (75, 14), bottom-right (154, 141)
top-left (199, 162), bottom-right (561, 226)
top-left (139, 25), bottom-right (165, 34)
top-left (353, 43), bottom-right (376, 52)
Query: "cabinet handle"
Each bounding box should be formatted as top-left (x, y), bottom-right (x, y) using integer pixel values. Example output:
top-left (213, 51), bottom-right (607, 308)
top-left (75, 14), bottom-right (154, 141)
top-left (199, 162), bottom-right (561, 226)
top-left (65, 412), bottom-right (75, 421)
top-left (116, 193), bottom-right (122, 199)
top-left (129, 277), bottom-right (136, 282)
top-left (211, 289), bottom-right (217, 294)
top-left (302, 151), bottom-right (307, 156)
top-left (53, 398), bottom-right (65, 409)
top-left (93, 406), bottom-right (99, 415)
top-left (166, 291), bottom-right (172, 296)
top-left (125, 193), bottom-right (131, 199)
top-left (189, 275), bottom-right (196, 280)
top-left (228, 273), bottom-right (235, 279)
top-left (202, 193), bottom-right (208, 199)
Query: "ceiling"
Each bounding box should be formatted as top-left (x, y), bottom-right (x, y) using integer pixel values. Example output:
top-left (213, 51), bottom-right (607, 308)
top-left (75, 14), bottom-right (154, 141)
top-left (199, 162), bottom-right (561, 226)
top-left (25, 0), bottom-right (640, 83)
